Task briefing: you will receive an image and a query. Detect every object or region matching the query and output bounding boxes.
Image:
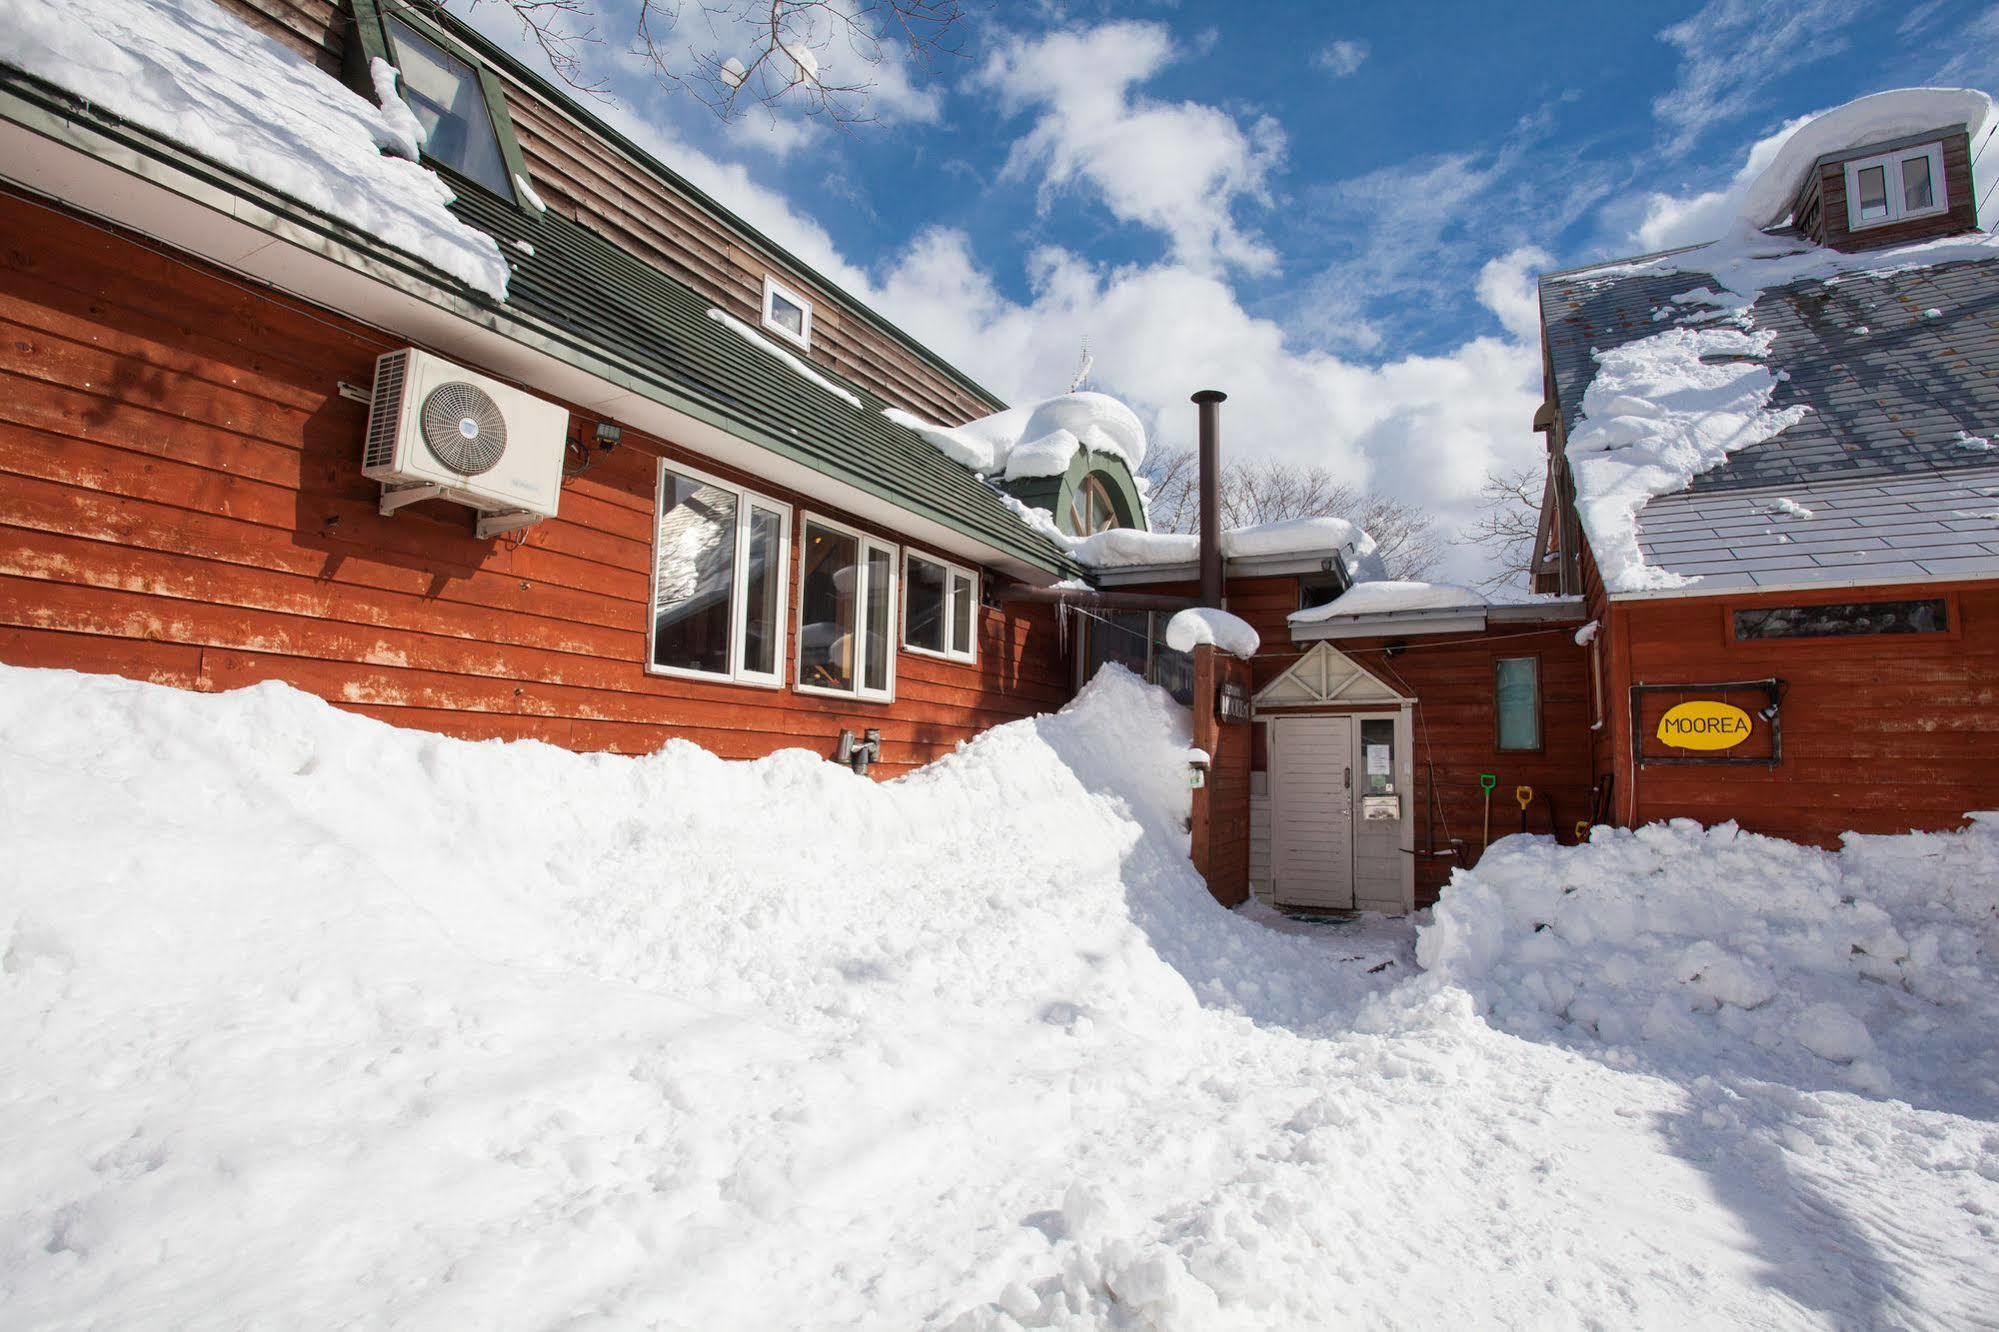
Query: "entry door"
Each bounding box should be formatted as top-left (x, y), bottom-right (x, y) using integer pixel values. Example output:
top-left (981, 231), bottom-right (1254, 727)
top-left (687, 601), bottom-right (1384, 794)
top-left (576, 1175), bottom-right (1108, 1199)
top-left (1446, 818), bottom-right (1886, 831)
top-left (1271, 716), bottom-right (1355, 910)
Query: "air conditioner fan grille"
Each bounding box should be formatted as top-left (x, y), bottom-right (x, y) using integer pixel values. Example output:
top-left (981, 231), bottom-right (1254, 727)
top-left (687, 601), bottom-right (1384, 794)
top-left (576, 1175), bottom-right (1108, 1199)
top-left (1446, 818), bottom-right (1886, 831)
top-left (420, 382), bottom-right (508, 475)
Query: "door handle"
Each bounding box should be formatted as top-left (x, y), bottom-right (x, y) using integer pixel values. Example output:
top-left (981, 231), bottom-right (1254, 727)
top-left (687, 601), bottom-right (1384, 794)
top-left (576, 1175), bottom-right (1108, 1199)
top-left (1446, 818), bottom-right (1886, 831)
top-left (1344, 766), bottom-right (1351, 791)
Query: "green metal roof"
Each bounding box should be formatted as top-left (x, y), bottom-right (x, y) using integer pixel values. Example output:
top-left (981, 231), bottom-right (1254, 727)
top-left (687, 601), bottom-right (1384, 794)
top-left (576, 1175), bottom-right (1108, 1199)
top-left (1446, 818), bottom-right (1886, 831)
top-left (0, 57), bottom-right (1081, 578)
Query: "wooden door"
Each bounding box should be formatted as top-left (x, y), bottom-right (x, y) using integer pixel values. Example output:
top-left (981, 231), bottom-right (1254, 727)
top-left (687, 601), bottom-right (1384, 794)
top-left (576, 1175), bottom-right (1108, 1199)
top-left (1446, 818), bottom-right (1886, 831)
top-left (1271, 716), bottom-right (1355, 910)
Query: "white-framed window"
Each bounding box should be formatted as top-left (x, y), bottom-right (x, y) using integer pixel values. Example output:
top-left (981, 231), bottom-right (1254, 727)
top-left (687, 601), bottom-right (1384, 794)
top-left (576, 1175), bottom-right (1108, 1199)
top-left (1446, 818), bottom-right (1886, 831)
top-left (1844, 142), bottom-right (1947, 230)
top-left (647, 459), bottom-right (790, 689)
top-left (796, 514), bottom-right (896, 702)
top-left (903, 551), bottom-right (979, 664)
top-left (761, 276), bottom-right (814, 350)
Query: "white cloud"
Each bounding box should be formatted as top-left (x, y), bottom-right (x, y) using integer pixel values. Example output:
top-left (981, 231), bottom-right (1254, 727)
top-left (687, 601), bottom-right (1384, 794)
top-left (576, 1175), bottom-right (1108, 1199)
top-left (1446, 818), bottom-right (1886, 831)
top-left (1631, 111), bottom-right (1817, 251)
top-left (873, 232), bottom-right (1543, 582)
top-left (977, 21), bottom-right (1285, 274)
top-left (1475, 246), bottom-right (1554, 343)
top-left (1314, 39), bottom-right (1369, 78)
top-left (1652, 0), bottom-right (1865, 156)
top-left (454, 7), bottom-right (1542, 581)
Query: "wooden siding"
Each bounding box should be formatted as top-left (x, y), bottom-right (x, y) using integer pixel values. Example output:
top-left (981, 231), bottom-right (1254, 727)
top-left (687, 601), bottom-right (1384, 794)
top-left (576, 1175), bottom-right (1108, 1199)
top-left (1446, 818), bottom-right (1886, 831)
top-left (210, 0), bottom-right (999, 429)
top-left (1601, 579), bottom-right (1999, 843)
top-left (0, 191), bottom-right (1071, 774)
top-left (1816, 131), bottom-right (1978, 252)
top-left (1189, 647), bottom-right (1251, 906)
top-left (1313, 630), bottom-right (1594, 907)
top-left (1126, 570), bottom-right (1593, 907)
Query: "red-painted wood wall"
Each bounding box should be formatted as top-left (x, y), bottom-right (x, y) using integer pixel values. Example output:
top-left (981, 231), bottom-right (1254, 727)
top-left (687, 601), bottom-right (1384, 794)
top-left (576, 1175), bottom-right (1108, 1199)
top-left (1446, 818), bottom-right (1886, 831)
top-left (0, 191), bottom-right (1071, 774)
top-left (1600, 578), bottom-right (1999, 843)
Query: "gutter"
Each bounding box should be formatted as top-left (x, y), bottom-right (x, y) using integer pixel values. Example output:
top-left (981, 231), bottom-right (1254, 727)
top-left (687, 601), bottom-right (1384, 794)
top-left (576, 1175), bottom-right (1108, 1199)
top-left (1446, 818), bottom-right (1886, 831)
top-left (1290, 596), bottom-right (1588, 643)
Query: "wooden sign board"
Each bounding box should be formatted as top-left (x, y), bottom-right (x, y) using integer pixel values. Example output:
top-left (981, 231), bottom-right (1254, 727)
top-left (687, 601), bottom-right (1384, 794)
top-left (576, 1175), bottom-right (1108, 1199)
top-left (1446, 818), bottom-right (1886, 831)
top-left (1631, 679), bottom-right (1782, 767)
top-left (1216, 680), bottom-right (1251, 724)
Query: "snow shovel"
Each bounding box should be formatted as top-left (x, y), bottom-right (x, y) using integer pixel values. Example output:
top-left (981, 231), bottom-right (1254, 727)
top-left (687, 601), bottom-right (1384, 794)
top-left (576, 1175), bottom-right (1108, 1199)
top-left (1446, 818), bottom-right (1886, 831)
top-left (1479, 773), bottom-right (1497, 851)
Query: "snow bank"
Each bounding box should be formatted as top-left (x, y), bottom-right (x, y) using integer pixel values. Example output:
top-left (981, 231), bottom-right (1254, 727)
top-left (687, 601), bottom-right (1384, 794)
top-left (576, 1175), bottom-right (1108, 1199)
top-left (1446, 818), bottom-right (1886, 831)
top-left (6, 665), bottom-right (1999, 1326)
top-left (1419, 819), bottom-right (1999, 1110)
top-left (0, 663), bottom-right (1398, 1327)
top-left (888, 391), bottom-right (1147, 477)
top-left (1164, 608), bottom-right (1259, 659)
top-left (707, 308), bottom-right (863, 407)
top-left (1567, 326), bottom-right (1808, 591)
top-left (0, 0), bottom-right (512, 299)
top-left (1737, 88), bottom-right (1993, 228)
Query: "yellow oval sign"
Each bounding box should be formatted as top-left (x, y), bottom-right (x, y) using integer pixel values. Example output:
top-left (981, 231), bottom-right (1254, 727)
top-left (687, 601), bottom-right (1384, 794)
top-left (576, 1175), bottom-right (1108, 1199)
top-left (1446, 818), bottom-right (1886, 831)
top-left (1657, 700), bottom-right (1754, 750)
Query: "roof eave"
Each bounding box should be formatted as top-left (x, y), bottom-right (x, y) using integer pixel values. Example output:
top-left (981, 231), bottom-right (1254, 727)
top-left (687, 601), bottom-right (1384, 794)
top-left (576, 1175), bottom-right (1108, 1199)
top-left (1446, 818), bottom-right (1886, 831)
top-left (0, 73), bottom-right (1080, 581)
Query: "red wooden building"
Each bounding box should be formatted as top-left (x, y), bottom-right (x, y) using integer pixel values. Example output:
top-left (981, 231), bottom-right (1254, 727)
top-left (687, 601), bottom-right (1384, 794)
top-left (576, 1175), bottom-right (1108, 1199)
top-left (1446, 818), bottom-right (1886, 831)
top-left (1528, 91), bottom-right (1999, 849)
top-left (0, 0), bottom-right (1369, 906)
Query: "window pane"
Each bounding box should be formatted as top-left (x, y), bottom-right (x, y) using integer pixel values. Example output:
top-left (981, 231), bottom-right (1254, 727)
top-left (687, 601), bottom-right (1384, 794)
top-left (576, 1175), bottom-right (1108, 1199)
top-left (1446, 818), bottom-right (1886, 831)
top-left (1856, 164), bottom-right (1889, 218)
top-left (1068, 475), bottom-right (1119, 535)
top-left (1148, 615), bottom-right (1195, 706)
top-left (652, 470), bottom-right (737, 676)
top-left (863, 546), bottom-right (893, 694)
top-left (742, 505), bottom-right (782, 678)
top-left (905, 555), bottom-right (946, 652)
top-left (1734, 599), bottom-right (1947, 640)
top-left (1084, 611), bottom-right (1149, 682)
top-left (950, 573), bottom-right (974, 656)
top-left (388, 19), bottom-right (512, 197)
top-left (1496, 657), bottom-right (1540, 751)
top-left (1901, 153), bottom-right (1935, 211)
top-left (767, 291), bottom-right (806, 337)
top-left (799, 523), bottom-right (857, 691)
top-left (1361, 718), bottom-right (1395, 794)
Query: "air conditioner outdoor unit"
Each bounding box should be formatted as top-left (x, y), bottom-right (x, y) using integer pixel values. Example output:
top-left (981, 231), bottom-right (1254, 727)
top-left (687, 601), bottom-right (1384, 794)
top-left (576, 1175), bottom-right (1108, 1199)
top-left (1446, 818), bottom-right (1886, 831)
top-left (361, 348), bottom-right (571, 539)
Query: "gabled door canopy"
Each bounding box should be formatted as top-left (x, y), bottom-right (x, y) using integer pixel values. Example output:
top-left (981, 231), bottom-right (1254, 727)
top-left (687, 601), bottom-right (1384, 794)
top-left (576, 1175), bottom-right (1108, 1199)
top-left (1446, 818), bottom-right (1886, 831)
top-left (1253, 642), bottom-right (1412, 713)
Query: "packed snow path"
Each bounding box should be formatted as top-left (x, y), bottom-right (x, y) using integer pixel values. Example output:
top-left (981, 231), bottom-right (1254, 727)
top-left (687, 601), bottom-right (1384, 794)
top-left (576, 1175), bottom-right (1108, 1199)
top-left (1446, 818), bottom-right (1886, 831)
top-left (1, 666), bottom-right (1995, 1329)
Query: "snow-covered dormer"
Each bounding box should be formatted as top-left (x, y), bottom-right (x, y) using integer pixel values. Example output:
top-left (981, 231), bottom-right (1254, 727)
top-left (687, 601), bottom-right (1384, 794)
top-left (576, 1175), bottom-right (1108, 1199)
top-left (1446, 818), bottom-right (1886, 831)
top-left (1749, 89), bottom-right (1993, 252)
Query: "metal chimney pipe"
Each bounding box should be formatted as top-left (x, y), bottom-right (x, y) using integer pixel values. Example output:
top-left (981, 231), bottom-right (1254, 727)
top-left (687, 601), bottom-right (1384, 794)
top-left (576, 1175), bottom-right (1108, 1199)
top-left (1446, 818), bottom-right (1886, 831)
top-left (1192, 389), bottom-right (1227, 607)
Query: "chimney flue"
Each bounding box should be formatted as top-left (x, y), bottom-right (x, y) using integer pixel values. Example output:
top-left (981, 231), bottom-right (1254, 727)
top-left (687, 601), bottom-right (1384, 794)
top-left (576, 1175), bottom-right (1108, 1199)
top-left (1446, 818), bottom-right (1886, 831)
top-left (1192, 389), bottom-right (1227, 607)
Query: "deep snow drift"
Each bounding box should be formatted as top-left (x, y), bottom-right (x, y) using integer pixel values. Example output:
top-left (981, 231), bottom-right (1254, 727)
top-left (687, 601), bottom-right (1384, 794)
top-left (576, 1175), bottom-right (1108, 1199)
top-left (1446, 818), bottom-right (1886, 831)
top-left (4, 665), bottom-right (1997, 1329)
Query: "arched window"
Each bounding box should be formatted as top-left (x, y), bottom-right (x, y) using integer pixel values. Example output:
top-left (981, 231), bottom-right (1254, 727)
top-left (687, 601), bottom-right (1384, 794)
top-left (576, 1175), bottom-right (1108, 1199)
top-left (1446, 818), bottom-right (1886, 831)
top-left (1067, 474), bottom-right (1122, 535)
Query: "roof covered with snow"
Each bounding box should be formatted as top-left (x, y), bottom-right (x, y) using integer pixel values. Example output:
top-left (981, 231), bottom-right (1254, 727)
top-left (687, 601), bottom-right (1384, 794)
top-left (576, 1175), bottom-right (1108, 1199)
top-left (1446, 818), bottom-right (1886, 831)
top-left (0, 0), bottom-right (1093, 579)
top-left (1288, 580), bottom-right (1584, 640)
top-left (1542, 136), bottom-right (1999, 590)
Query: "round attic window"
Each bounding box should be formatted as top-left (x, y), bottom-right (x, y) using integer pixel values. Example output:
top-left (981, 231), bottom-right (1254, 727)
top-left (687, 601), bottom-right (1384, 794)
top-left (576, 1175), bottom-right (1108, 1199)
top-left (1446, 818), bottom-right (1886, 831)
top-left (1067, 474), bottom-right (1122, 535)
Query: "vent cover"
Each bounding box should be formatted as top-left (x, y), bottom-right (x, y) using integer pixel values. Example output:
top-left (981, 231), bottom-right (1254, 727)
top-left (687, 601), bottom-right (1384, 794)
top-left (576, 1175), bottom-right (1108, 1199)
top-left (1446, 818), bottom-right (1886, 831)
top-left (363, 350), bottom-right (410, 471)
top-left (420, 382), bottom-right (509, 475)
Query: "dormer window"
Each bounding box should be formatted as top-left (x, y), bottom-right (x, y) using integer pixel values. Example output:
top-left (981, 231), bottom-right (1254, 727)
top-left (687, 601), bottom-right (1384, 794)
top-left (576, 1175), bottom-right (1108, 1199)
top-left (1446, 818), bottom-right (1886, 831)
top-left (385, 17), bottom-right (514, 199)
top-left (1844, 142), bottom-right (1947, 230)
top-left (761, 276), bottom-right (813, 350)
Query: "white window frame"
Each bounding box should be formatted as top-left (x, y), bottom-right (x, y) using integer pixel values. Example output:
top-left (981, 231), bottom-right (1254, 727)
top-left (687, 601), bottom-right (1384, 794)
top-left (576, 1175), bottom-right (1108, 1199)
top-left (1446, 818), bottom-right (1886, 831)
top-left (1843, 142), bottom-right (1948, 231)
top-left (901, 550), bottom-right (980, 665)
top-left (645, 458), bottom-right (791, 690)
top-left (760, 275), bottom-right (814, 351)
top-left (795, 512), bottom-right (897, 704)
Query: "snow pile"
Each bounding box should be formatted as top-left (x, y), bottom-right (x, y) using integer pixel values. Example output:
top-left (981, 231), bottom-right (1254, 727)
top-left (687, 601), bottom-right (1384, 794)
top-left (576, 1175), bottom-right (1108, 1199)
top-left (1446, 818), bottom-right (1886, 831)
top-left (887, 392), bottom-right (1147, 478)
top-left (1736, 88), bottom-right (1993, 228)
top-left (367, 57), bottom-right (425, 161)
top-left (1419, 819), bottom-right (1999, 1109)
top-left (1292, 579), bottom-right (1488, 622)
top-left (1067, 515), bottom-right (1383, 574)
top-left (707, 308), bottom-right (863, 407)
top-left (1567, 326), bottom-right (1808, 590)
top-left (6, 665), bottom-right (1999, 1326)
top-left (1164, 608), bottom-right (1259, 659)
top-left (0, 0), bottom-right (512, 299)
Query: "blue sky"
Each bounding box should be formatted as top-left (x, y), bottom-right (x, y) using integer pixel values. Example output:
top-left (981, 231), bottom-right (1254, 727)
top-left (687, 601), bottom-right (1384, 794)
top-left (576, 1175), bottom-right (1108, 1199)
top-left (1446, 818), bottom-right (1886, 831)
top-left (463, 0), bottom-right (1998, 577)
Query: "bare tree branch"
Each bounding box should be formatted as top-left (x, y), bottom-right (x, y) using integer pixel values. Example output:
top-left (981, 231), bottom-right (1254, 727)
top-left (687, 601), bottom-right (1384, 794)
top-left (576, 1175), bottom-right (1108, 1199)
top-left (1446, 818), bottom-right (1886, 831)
top-left (1455, 466), bottom-right (1542, 593)
top-left (444, 0), bottom-right (971, 127)
top-left (1137, 446), bottom-right (1443, 581)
